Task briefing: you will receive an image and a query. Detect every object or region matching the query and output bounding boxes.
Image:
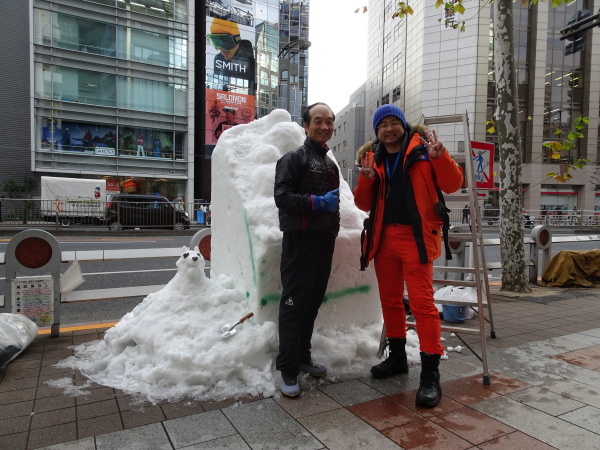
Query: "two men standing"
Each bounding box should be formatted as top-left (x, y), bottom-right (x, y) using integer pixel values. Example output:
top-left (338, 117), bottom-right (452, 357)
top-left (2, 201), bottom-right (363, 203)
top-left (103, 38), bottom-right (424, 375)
top-left (273, 103), bottom-right (463, 407)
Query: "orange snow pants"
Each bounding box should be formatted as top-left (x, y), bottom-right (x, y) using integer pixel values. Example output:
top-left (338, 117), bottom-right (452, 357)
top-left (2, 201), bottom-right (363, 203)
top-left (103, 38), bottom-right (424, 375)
top-left (373, 224), bottom-right (444, 355)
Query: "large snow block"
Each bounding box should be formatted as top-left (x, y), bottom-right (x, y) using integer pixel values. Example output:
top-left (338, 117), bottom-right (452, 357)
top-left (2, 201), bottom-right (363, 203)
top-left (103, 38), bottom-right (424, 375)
top-left (211, 109), bottom-right (381, 330)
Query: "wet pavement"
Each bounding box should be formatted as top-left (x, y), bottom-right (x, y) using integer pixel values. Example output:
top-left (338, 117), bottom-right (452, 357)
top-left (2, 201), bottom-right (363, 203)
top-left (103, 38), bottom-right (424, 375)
top-left (1, 285), bottom-right (600, 449)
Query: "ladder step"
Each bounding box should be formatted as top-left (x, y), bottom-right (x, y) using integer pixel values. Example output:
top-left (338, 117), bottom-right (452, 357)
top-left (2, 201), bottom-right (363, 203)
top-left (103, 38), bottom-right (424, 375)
top-left (433, 299), bottom-right (488, 306)
top-left (444, 193), bottom-right (470, 202)
top-left (433, 266), bottom-right (480, 273)
top-left (407, 320), bottom-right (482, 335)
top-left (432, 279), bottom-right (482, 287)
top-left (448, 233), bottom-right (486, 242)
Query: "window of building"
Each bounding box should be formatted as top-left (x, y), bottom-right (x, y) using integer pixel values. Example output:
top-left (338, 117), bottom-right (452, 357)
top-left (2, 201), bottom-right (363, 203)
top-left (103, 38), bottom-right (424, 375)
top-left (383, 63), bottom-right (391, 80)
top-left (393, 86), bottom-right (401, 102)
top-left (343, 122), bottom-right (347, 131)
top-left (382, 94), bottom-right (389, 105)
top-left (343, 140), bottom-right (347, 150)
top-left (392, 53), bottom-right (402, 72)
top-left (383, 32), bottom-right (391, 51)
top-left (394, 22), bottom-right (401, 39)
top-left (34, 10), bottom-right (187, 69)
top-left (36, 117), bottom-right (182, 159)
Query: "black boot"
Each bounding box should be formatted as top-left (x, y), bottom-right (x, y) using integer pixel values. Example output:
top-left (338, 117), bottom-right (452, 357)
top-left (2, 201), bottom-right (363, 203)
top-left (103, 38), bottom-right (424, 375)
top-left (371, 338), bottom-right (409, 379)
top-left (416, 352), bottom-right (442, 407)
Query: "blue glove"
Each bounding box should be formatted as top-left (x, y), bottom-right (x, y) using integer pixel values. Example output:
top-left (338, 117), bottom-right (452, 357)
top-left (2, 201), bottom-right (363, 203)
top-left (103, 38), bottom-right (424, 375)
top-left (312, 189), bottom-right (340, 212)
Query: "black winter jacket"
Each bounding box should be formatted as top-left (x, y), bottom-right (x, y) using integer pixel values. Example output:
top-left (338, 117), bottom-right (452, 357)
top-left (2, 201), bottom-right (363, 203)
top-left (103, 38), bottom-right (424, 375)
top-left (274, 137), bottom-right (340, 234)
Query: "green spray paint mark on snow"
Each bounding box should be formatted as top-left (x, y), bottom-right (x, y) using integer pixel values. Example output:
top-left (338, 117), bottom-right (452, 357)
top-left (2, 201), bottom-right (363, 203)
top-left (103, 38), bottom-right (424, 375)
top-left (261, 293), bottom-right (280, 307)
top-left (260, 285), bottom-right (372, 307)
top-left (243, 207), bottom-right (257, 287)
top-left (323, 285), bottom-right (371, 303)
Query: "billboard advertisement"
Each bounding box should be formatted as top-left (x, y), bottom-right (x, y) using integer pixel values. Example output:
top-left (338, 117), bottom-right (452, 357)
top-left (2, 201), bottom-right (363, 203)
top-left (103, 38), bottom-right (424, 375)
top-left (205, 88), bottom-right (255, 146)
top-left (206, 15), bottom-right (257, 95)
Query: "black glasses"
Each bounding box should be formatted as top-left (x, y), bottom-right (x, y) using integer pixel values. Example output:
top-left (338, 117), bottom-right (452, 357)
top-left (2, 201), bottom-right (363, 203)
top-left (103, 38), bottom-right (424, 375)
top-left (207, 33), bottom-right (241, 51)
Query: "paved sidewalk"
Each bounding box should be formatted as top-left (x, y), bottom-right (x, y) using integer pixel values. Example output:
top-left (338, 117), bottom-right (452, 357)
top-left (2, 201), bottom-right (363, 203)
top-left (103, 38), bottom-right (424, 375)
top-left (1, 286), bottom-right (600, 449)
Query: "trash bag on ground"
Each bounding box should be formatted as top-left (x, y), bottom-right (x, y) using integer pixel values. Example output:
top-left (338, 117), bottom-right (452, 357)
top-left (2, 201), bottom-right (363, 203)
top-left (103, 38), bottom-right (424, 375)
top-left (0, 314), bottom-right (39, 369)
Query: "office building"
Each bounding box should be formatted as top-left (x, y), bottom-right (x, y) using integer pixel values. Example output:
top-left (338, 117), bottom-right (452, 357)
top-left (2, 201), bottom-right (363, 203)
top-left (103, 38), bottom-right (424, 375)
top-left (332, 0), bottom-right (599, 215)
top-left (1, 0), bottom-right (194, 203)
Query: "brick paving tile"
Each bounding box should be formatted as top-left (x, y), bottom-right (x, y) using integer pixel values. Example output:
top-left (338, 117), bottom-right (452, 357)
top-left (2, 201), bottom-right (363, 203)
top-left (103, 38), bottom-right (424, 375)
top-left (347, 396), bottom-right (422, 431)
top-left (76, 413), bottom-right (124, 439)
top-left (429, 406), bottom-right (515, 445)
top-left (477, 430), bottom-right (557, 449)
top-left (383, 417), bottom-right (472, 449)
top-left (468, 371), bottom-right (533, 395)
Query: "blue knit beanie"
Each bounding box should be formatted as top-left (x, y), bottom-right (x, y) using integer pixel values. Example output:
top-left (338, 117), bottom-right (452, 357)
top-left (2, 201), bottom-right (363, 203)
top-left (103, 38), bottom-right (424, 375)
top-left (372, 104), bottom-right (406, 133)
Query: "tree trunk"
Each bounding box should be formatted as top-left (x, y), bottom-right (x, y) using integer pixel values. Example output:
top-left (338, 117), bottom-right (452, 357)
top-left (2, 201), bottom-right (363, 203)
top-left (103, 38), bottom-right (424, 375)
top-left (493, 0), bottom-right (531, 292)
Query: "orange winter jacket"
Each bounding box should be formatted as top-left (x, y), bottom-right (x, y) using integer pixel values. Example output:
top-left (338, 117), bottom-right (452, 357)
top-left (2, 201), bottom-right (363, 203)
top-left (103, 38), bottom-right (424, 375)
top-left (354, 126), bottom-right (463, 267)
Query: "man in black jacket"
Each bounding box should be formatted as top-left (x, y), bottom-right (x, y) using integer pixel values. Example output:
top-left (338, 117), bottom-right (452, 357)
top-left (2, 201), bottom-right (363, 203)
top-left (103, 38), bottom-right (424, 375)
top-left (274, 103), bottom-right (340, 397)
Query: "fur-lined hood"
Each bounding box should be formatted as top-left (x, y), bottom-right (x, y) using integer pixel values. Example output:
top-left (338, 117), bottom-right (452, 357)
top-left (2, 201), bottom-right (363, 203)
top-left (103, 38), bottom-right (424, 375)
top-left (355, 123), bottom-right (429, 166)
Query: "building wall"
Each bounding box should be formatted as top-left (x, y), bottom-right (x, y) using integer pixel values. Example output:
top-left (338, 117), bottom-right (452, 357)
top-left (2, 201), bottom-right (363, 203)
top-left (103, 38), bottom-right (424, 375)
top-left (0, 0), bottom-right (33, 191)
top-left (330, 84), bottom-right (366, 191)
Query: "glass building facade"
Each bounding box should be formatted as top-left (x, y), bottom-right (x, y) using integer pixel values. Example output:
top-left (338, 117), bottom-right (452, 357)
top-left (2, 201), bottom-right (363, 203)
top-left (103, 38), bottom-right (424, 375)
top-left (27, 0), bottom-right (192, 203)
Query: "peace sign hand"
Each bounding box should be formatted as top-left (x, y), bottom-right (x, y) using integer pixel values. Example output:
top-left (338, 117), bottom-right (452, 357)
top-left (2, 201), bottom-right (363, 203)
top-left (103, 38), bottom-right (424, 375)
top-left (359, 152), bottom-right (376, 180)
top-left (419, 130), bottom-right (445, 160)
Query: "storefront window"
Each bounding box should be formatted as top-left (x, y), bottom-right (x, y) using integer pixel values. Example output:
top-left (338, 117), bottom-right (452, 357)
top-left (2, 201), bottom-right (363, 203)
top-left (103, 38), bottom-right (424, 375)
top-left (37, 117), bottom-right (182, 160)
top-left (38, 118), bottom-right (116, 154)
top-left (118, 126), bottom-right (178, 159)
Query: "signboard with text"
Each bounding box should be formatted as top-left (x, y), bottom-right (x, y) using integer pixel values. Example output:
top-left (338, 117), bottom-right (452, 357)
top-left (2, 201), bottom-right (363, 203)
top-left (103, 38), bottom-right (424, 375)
top-left (12, 276), bottom-right (54, 327)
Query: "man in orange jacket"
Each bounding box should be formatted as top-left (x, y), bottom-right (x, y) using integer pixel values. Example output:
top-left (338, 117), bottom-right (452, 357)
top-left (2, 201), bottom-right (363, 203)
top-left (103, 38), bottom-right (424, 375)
top-left (353, 104), bottom-right (463, 407)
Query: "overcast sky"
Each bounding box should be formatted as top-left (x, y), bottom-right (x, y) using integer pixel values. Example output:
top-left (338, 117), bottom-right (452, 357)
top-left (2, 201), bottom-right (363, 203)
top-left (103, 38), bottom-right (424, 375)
top-left (307, 1), bottom-right (368, 115)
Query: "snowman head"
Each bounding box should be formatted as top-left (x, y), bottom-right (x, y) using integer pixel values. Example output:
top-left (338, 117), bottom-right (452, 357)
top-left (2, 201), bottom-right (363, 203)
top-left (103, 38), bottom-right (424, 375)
top-left (176, 246), bottom-right (206, 281)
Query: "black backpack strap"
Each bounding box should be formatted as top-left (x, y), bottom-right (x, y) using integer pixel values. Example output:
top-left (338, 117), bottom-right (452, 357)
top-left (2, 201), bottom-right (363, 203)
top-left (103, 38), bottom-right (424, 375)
top-left (429, 162), bottom-right (453, 261)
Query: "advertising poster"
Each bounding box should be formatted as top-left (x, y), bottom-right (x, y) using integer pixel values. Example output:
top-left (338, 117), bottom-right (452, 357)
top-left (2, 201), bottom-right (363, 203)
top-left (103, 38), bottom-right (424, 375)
top-left (205, 88), bottom-right (255, 146)
top-left (205, 15), bottom-right (257, 94)
top-left (471, 141), bottom-right (495, 189)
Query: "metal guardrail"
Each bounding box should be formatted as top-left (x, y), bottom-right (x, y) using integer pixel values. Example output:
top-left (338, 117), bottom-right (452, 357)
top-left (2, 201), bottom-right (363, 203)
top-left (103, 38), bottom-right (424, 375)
top-left (445, 225), bottom-right (600, 283)
top-left (448, 208), bottom-right (600, 228)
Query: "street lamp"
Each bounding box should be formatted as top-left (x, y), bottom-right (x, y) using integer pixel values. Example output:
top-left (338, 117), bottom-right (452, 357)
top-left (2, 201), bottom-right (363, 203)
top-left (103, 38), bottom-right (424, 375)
top-left (278, 39), bottom-right (311, 58)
